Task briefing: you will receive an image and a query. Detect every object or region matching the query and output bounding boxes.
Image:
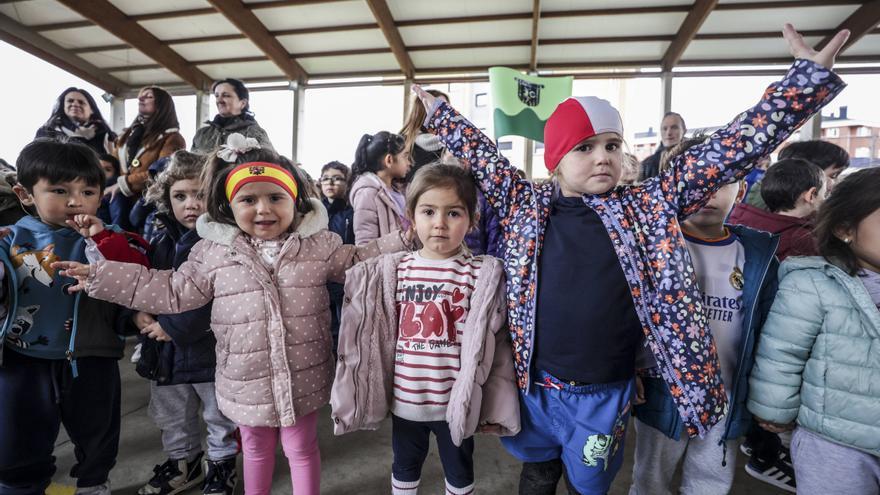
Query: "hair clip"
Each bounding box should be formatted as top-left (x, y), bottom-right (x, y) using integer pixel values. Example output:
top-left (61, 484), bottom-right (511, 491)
top-left (218, 132), bottom-right (261, 163)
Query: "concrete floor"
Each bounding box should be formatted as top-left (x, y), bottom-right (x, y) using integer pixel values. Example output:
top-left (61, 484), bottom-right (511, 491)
top-left (50, 342), bottom-right (788, 494)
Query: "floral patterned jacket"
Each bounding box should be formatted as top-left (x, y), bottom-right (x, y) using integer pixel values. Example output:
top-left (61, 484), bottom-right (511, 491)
top-left (424, 59), bottom-right (844, 437)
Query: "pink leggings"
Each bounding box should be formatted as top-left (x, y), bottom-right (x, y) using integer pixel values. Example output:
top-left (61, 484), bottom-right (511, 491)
top-left (238, 411), bottom-right (321, 495)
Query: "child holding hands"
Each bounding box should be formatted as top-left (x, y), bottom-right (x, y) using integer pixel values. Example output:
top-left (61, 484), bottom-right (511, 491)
top-left (56, 139), bottom-right (410, 495)
top-left (412, 24), bottom-right (848, 494)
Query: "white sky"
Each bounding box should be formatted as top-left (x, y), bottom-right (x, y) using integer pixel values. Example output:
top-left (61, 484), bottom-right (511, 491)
top-left (2, 41), bottom-right (879, 178)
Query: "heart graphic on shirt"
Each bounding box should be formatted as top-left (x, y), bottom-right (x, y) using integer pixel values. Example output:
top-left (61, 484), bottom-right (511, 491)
top-left (451, 287), bottom-right (465, 305)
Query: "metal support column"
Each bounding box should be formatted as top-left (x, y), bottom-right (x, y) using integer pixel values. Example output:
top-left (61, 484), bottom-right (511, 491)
top-left (195, 90), bottom-right (212, 131)
top-left (291, 82), bottom-right (306, 164)
top-left (800, 113), bottom-right (822, 141)
top-left (403, 79), bottom-right (413, 121)
top-left (523, 138), bottom-right (534, 179)
top-left (110, 97), bottom-right (126, 133)
top-left (660, 71), bottom-right (673, 116)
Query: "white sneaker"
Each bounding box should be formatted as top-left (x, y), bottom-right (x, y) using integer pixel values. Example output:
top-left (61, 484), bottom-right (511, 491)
top-left (75, 481), bottom-right (111, 495)
top-left (131, 342), bottom-right (142, 363)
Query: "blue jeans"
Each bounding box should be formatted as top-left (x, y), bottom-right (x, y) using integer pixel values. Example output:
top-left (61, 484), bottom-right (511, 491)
top-left (502, 371), bottom-right (634, 495)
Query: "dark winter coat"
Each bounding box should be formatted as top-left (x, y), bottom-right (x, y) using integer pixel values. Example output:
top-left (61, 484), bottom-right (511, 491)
top-left (638, 143), bottom-right (666, 181)
top-left (728, 203), bottom-right (816, 261)
top-left (35, 116), bottom-right (116, 156)
top-left (191, 114), bottom-right (274, 154)
top-left (139, 215), bottom-right (216, 385)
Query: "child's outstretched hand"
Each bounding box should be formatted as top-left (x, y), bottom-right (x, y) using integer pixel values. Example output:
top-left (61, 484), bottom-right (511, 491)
top-left (66, 214), bottom-right (105, 238)
top-left (141, 321), bottom-right (172, 342)
top-left (51, 260), bottom-right (91, 292)
top-left (411, 84), bottom-right (437, 113)
top-left (132, 311), bottom-right (156, 331)
top-left (783, 23), bottom-right (849, 69)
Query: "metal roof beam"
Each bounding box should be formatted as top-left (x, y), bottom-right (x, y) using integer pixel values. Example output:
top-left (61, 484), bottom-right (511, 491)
top-left (55, 0), bottom-right (212, 90)
top-left (0, 12), bottom-right (128, 94)
top-left (530, 0), bottom-right (540, 71)
top-left (207, 0), bottom-right (308, 83)
top-left (365, 0), bottom-right (414, 78)
top-left (816, 0), bottom-right (880, 53)
top-left (662, 0), bottom-right (718, 71)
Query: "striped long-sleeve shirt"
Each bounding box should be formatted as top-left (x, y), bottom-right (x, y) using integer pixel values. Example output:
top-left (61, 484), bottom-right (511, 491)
top-left (392, 251), bottom-right (481, 422)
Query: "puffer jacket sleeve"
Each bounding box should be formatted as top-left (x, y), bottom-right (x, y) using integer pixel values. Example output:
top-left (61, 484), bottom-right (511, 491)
top-left (663, 60), bottom-right (845, 218)
top-left (326, 230), bottom-right (407, 284)
top-left (748, 268), bottom-right (824, 425)
top-left (478, 280), bottom-right (520, 436)
top-left (86, 240), bottom-right (214, 316)
top-left (351, 184), bottom-right (383, 246)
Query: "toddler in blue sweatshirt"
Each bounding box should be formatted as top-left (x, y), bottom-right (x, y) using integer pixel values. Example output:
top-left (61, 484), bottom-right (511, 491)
top-left (0, 139), bottom-right (149, 495)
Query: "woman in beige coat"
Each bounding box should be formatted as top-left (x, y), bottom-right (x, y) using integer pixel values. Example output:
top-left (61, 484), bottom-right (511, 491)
top-left (57, 147), bottom-right (409, 495)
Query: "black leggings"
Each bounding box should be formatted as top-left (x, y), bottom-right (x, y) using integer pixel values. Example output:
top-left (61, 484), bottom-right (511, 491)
top-left (519, 459), bottom-right (580, 495)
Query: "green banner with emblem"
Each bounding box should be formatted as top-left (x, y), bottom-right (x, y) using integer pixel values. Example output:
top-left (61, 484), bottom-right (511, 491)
top-left (488, 67), bottom-right (572, 142)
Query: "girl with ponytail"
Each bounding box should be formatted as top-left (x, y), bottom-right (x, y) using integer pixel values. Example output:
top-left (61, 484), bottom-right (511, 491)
top-left (349, 131), bottom-right (411, 244)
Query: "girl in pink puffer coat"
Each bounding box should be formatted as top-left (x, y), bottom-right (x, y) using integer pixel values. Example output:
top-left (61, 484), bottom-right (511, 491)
top-left (56, 142), bottom-right (410, 495)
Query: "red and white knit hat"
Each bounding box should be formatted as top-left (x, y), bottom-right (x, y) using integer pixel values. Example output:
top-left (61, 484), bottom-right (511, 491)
top-left (543, 96), bottom-right (623, 172)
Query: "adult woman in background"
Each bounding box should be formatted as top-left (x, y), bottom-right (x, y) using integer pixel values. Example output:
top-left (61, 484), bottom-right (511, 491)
top-left (191, 78), bottom-right (273, 154)
top-left (36, 87), bottom-right (116, 155)
top-left (111, 86), bottom-right (185, 200)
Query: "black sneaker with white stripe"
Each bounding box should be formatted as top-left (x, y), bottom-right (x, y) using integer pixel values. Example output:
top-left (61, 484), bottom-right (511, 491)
top-left (203, 457), bottom-right (237, 495)
top-left (744, 448), bottom-right (796, 493)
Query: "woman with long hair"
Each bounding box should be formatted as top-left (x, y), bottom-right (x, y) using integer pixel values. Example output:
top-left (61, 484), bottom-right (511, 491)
top-left (35, 87), bottom-right (116, 155)
top-left (111, 86), bottom-right (185, 200)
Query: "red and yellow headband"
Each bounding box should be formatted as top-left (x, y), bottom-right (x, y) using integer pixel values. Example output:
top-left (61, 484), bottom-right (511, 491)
top-left (225, 162), bottom-right (298, 201)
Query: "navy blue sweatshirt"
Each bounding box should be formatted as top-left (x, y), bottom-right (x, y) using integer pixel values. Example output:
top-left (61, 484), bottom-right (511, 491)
top-left (533, 195), bottom-right (642, 384)
top-left (147, 215), bottom-right (215, 385)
